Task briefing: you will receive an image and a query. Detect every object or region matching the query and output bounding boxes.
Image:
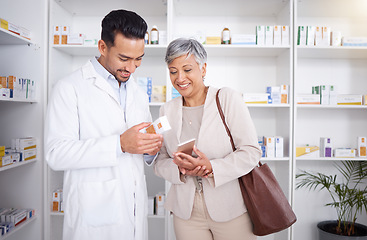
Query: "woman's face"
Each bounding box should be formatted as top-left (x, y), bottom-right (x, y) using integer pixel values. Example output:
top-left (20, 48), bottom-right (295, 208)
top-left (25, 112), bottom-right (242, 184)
top-left (168, 54), bottom-right (206, 100)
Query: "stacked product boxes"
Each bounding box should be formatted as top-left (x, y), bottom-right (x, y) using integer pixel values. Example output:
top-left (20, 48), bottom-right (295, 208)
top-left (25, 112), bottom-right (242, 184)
top-left (0, 75), bottom-right (36, 100)
top-left (243, 85), bottom-right (289, 104)
top-left (0, 137), bottom-right (37, 168)
top-left (296, 137), bottom-right (366, 158)
top-left (0, 208), bottom-right (35, 237)
top-left (258, 136), bottom-right (284, 158)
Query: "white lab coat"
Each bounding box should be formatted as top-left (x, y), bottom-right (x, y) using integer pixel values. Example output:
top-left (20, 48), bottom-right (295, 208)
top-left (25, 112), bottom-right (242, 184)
top-left (45, 60), bottom-right (151, 240)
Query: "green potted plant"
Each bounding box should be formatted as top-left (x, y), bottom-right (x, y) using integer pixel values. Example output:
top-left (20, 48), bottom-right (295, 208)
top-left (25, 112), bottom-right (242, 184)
top-left (296, 160), bottom-right (367, 239)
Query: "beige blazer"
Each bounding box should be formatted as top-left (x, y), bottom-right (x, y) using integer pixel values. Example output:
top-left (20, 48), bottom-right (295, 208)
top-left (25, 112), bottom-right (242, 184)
top-left (154, 86), bottom-right (261, 222)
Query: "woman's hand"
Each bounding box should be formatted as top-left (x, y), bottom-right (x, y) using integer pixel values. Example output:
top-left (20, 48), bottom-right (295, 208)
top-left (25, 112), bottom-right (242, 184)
top-left (173, 146), bottom-right (213, 177)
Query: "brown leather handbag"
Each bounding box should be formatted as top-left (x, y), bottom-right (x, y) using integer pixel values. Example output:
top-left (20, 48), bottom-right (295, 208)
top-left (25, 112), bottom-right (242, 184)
top-left (215, 89), bottom-right (297, 236)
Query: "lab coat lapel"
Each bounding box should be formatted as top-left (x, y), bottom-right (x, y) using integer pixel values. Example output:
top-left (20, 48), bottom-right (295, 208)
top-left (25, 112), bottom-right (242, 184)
top-left (81, 61), bottom-right (120, 105)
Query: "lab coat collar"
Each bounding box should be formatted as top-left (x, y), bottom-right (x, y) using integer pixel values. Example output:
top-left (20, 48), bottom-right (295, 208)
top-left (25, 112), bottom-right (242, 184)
top-left (81, 60), bottom-right (120, 105)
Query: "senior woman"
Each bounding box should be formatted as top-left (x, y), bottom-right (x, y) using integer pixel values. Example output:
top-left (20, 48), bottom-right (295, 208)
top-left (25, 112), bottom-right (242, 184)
top-left (154, 38), bottom-right (261, 240)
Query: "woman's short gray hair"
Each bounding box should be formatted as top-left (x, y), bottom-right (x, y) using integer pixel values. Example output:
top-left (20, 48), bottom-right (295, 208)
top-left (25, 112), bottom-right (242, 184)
top-left (165, 38), bottom-right (207, 68)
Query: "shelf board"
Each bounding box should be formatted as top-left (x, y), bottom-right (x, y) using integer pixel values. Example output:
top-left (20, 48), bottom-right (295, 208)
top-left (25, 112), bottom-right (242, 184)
top-left (0, 28), bottom-right (32, 45)
top-left (53, 44), bottom-right (290, 58)
top-left (247, 103), bottom-right (290, 108)
top-left (261, 157), bottom-right (290, 161)
top-left (0, 159), bottom-right (37, 172)
top-left (0, 98), bottom-right (37, 103)
top-left (52, 44), bottom-right (167, 57)
top-left (149, 102), bottom-right (164, 107)
top-left (296, 104), bottom-right (367, 109)
top-left (148, 215), bottom-right (165, 219)
top-left (296, 157), bottom-right (367, 161)
top-left (0, 215), bottom-right (37, 240)
top-left (297, 46), bottom-right (367, 59)
top-left (50, 211), bottom-right (64, 216)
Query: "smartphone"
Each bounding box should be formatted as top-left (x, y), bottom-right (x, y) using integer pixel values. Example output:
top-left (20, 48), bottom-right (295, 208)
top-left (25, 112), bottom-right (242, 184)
top-left (177, 138), bottom-right (196, 155)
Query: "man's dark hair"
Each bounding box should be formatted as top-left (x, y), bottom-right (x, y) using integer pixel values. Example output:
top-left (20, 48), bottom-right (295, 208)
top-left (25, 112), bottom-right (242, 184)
top-left (101, 9), bottom-right (147, 47)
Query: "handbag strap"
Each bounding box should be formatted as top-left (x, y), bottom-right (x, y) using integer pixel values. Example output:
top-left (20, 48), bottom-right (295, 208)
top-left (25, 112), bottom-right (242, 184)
top-left (216, 89), bottom-right (236, 152)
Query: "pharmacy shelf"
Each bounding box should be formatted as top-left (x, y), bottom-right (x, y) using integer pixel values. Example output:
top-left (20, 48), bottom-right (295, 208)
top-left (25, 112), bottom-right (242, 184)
top-left (261, 157), bottom-right (290, 161)
top-left (296, 104), bottom-right (367, 109)
top-left (247, 104), bottom-right (290, 108)
top-left (204, 45), bottom-right (290, 57)
top-left (296, 157), bottom-right (367, 161)
top-left (149, 102), bottom-right (164, 107)
top-left (52, 44), bottom-right (167, 57)
top-left (0, 28), bottom-right (32, 45)
top-left (297, 46), bottom-right (367, 59)
top-left (50, 212), bottom-right (64, 216)
top-left (0, 215), bottom-right (37, 240)
top-left (148, 215), bottom-right (165, 219)
top-left (0, 159), bottom-right (37, 172)
top-left (0, 98), bottom-right (37, 103)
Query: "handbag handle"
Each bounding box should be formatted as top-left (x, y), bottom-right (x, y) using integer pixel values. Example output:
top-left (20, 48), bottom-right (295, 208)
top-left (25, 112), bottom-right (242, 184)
top-left (215, 89), bottom-right (236, 152)
top-left (215, 89), bottom-right (262, 165)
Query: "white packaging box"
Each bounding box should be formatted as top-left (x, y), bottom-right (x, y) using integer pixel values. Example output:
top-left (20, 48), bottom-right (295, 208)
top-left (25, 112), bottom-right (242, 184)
top-left (13, 137), bottom-right (37, 150)
top-left (232, 34), bottom-right (256, 45)
top-left (243, 93), bottom-right (269, 104)
top-left (20, 148), bottom-right (37, 161)
top-left (281, 26), bottom-right (289, 46)
top-left (0, 155), bottom-right (12, 167)
top-left (306, 26), bottom-right (316, 46)
top-left (342, 37), bottom-right (367, 46)
top-left (265, 137), bottom-right (275, 157)
top-left (155, 193), bottom-right (165, 216)
top-left (8, 22), bottom-right (20, 35)
top-left (53, 26), bottom-right (61, 44)
top-left (322, 27), bottom-right (331, 46)
top-left (273, 25), bottom-right (282, 46)
top-left (298, 26), bottom-right (307, 46)
top-left (275, 137), bottom-right (284, 158)
top-left (334, 148), bottom-right (356, 158)
top-left (320, 137), bottom-right (332, 157)
top-left (0, 88), bottom-right (11, 99)
top-left (331, 31), bottom-right (342, 46)
top-left (151, 85), bottom-right (166, 102)
top-left (19, 26), bottom-right (31, 40)
top-left (265, 26), bottom-right (274, 46)
top-left (357, 137), bottom-right (366, 157)
top-left (280, 84), bottom-right (289, 104)
top-left (148, 197), bottom-right (154, 215)
top-left (52, 189), bottom-right (63, 212)
top-left (266, 86), bottom-right (281, 104)
top-left (329, 85), bottom-right (337, 105)
top-left (9, 209), bottom-right (27, 226)
top-left (315, 26), bottom-right (323, 46)
top-left (337, 94), bottom-right (362, 105)
top-left (320, 85), bottom-right (330, 105)
top-left (67, 33), bottom-right (85, 45)
top-left (296, 94), bottom-right (320, 104)
top-left (256, 26), bottom-right (265, 46)
top-left (140, 116), bottom-right (171, 134)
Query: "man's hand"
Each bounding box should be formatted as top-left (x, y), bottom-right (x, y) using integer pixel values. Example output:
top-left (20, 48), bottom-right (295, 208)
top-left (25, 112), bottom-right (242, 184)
top-left (120, 122), bottom-right (163, 155)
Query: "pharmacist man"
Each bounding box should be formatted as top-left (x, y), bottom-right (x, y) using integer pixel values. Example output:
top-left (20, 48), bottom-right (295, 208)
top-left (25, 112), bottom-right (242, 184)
top-left (44, 9), bottom-right (163, 240)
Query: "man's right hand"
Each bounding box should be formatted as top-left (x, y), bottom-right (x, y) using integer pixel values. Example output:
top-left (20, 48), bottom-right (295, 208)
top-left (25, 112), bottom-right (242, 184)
top-left (120, 122), bottom-right (163, 155)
